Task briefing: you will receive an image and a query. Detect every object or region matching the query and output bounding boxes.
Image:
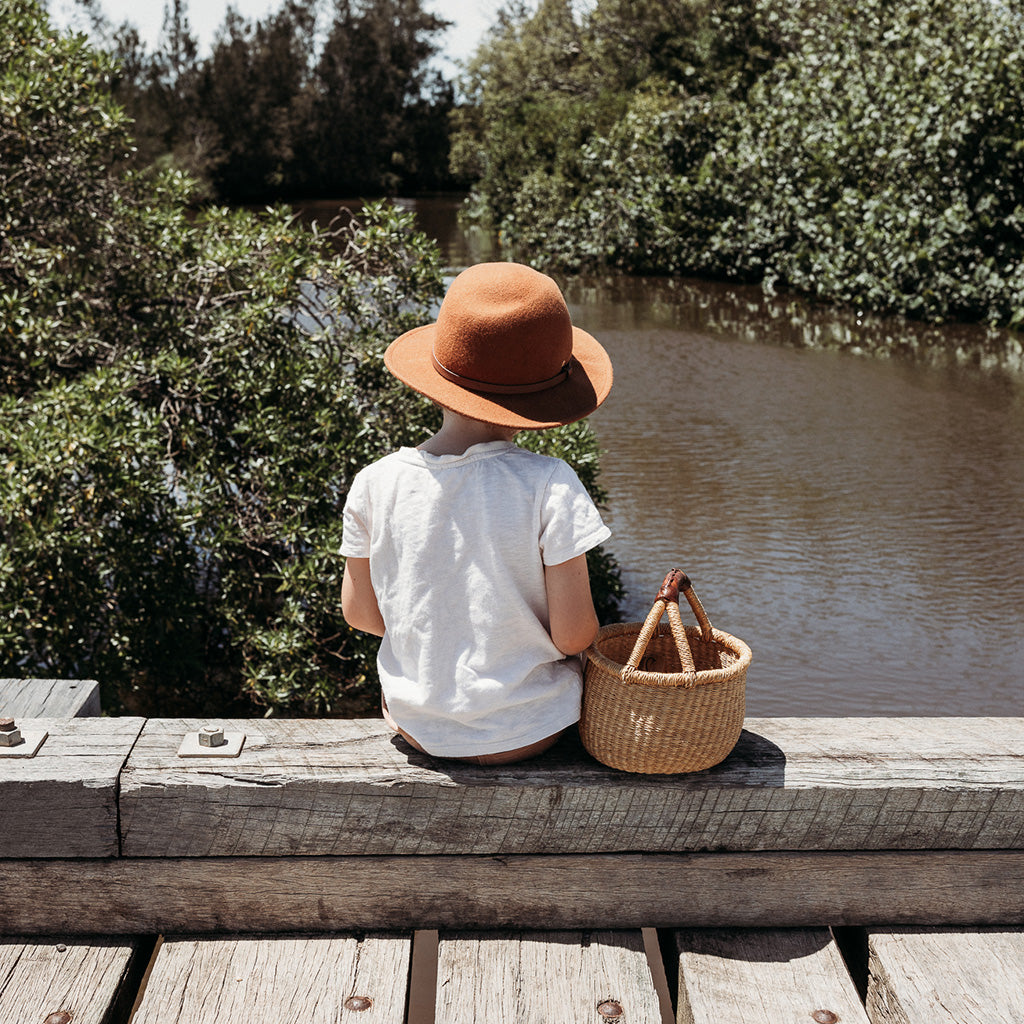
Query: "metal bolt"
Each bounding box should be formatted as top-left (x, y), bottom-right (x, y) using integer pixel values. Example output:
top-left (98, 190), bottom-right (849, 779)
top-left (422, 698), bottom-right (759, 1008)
top-left (0, 718), bottom-right (23, 747)
top-left (43, 1011), bottom-right (73, 1024)
top-left (597, 1001), bottom-right (624, 1019)
top-left (344, 996), bottom-right (373, 1011)
top-left (55, 944), bottom-right (67, 952)
top-left (198, 725), bottom-right (226, 748)
top-left (811, 1012), bottom-right (840, 1024)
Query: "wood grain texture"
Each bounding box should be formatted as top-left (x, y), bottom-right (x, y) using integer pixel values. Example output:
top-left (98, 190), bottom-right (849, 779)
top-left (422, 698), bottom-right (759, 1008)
top-left (118, 717), bottom-right (1024, 857)
top-left (2, 850), bottom-right (1022, 934)
top-left (436, 930), bottom-right (662, 1024)
top-left (866, 928), bottom-right (1024, 1023)
top-left (0, 937), bottom-right (139, 1024)
top-left (131, 933), bottom-right (410, 1024)
top-left (673, 928), bottom-right (868, 1024)
top-left (0, 717), bottom-right (145, 858)
top-left (0, 678), bottom-right (102, 717)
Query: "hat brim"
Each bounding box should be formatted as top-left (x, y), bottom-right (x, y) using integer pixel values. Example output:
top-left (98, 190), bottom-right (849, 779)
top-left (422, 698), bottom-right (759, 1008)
top-left (384, 322), bottom-right (613, 430)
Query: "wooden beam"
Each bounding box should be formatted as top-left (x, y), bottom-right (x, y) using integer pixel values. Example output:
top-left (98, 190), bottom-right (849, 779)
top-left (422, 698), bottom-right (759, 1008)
top-left (118, 717), bottom-right (1024, 857)
top-left (672, 928), bottom-right (867, 1024)
top-left (1, 851), bottom-right (1023, 935)
top-left (131, 933), bottom-right (411, 1024)
top-left (866, 928), bottom-right (1024, 1023)
top-left (436, 930), bottom-right (662, 1024)
top-left (0, 936), bottom-right (143, 1024)
top-left (0, 717), bottom-right (145, 858)
top-left (0, 679), bottom-right (102, 717)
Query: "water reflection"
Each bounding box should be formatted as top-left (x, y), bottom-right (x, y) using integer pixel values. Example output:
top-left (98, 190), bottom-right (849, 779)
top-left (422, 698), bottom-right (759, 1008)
top-left (581, 298), bottom-right (1024, 716)
top-left (300, 197), bottom-right (1024, 717)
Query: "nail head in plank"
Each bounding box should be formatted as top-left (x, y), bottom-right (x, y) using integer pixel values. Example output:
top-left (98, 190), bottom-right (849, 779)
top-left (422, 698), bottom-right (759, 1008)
top-left (866, 928), bottom-right (1024, 1023)
top-left (673, 928), bottom-right (868, 1024)
top-left (0, 717), bottom-right (146, 858)
top-left (130, 933), bottom-right (411, 1024)
top-left (437, 930), bottom-right (662, 1024)
top-left (119, 717), bottom-right (1024, 858)
top-left (0, 937), bottom-right (141, 1024)
top-left (0, 678), bottom-right (102, 718)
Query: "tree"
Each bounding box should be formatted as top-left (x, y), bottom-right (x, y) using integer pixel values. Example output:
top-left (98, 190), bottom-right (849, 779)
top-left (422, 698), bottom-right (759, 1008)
top-left (312, 0), bottom-right (451, 195)
top-left (1, 0), bottom-right (622, 715)
top-left (0, 0), bottom-right (440, 716)
top-left (454, 0), bottom-right (1024, 327)
top-left (102, 0), bottom-right (457, 200)
top-left (193, 1), bottom-right (319, 200)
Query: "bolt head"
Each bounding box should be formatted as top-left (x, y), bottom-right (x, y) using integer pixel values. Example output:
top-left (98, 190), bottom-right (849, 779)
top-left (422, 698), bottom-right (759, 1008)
top-left (0, 726), bottom-right (23, 747)
top-left (198, 725), bottom-right (226, 747)
top-left (598, 1000), bottom-right (624, 1019)
top-left (811, 1012), bottom-right (840, 1024)
top-left (0, 717), bottom-right (15, 730)
top-left (344, 995), bottom-right (373, 1011)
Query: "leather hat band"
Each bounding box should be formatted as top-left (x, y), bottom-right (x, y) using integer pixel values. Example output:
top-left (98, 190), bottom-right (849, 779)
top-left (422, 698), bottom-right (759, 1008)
top-left (431, 353), bottom-right (574, 395)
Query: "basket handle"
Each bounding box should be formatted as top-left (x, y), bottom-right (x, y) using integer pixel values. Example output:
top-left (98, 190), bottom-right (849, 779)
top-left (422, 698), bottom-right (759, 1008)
top-left (622, 569), bottom-right (715, 678)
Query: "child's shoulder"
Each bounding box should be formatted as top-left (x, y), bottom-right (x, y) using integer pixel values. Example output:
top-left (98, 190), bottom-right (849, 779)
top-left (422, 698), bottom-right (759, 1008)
top-left (505, 445), bottom-right (579, 475)
top-left (355, 446), bottom-right (420, 474)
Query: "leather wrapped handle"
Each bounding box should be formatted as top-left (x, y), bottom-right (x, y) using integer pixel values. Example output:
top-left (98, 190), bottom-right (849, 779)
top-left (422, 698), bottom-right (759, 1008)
top-left (622, 568), bottom-right (715, 683)
top-left (656, 568), bottom-right (691, 604)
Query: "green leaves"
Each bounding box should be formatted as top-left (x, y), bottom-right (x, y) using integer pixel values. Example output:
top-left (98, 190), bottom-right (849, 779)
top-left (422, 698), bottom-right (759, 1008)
top-left (110, 0), bottom-right (455, 201)
top-left (2, 1), bottom-right (622, 717)
top-left (457, 0), bottom-right (1024, 328)
top-left (0, 4), bottom-right (416, 715)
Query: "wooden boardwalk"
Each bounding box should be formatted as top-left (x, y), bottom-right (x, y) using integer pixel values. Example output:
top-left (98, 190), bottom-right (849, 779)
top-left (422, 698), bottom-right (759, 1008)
top-left (1, 712), bottom-right (1022, 1022)
top-left (3, 925), bottom-right (1022, 1023)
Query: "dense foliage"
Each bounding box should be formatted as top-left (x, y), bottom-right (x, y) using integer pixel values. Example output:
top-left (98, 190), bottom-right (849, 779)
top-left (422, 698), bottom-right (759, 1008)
top-left (101, 0), bottom-right (460, 201)
top-left (0, 0), bottom-right (621, 716)
top-left (454, 0), bottom-right (1024, 326)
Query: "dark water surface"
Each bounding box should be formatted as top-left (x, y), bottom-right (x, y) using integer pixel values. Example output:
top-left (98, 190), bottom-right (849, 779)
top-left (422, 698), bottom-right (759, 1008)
top-left (306, 197), bottom-right (1024, 717)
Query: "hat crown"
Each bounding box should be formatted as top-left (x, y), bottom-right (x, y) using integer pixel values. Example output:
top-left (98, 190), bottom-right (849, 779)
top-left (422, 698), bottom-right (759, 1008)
top-left (433, 263), bottom-right (572, 388)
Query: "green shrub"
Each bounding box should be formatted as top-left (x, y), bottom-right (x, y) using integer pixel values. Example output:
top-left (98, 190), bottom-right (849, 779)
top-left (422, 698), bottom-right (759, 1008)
top-left (1, 1), bottom-right (623, 716)
top-left (457, 0), bottom-right (1024, 327)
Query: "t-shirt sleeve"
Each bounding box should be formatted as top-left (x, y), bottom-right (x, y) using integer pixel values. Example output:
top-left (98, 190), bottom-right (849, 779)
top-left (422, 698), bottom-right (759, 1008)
top-left (340, 471), bottom-right (371, 558)
top-left (538, 459), bottom-right (612, 566)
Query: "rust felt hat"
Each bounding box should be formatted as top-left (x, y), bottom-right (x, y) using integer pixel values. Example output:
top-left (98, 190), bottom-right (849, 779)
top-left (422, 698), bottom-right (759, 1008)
top-left (384, 262), bottom-right (613, 430)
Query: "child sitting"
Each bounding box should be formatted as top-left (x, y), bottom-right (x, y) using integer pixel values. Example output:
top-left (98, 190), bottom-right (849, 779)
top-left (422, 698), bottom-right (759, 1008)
top-left (340, 262), bottom-right (613, 764)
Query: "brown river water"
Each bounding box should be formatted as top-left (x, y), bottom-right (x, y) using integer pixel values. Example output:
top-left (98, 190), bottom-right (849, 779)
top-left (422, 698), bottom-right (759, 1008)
top-left (303, 197), bottom-right (1024, 718)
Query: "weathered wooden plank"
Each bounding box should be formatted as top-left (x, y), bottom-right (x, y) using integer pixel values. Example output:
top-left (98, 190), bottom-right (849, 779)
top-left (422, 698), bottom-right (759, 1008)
top-left (130, 933), bottom-right (410, 1024)
top-left (0, 678), bottom-right (101, 717)
top-left (673, 928), bottom-right (868, 1024)
top-left (118, 717), bottom-right (1024, 857)
top-left (2, 850), bottom-right (1022, 934)
top-left (0, 717), bottom-right (145, 858)
top-left (436, 930), bottom-right (662, 1024)
top-left (0, 937), bottom-right (141, 1024)
top-left (866, 928), bottom-right (1024, 1023)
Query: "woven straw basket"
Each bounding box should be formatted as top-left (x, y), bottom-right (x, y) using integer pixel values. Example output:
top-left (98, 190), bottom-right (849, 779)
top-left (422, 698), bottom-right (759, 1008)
top-left (581, 569), bottom-right (752, 774)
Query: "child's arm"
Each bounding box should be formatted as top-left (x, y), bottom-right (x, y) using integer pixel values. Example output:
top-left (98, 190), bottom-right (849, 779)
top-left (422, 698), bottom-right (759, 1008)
top-left (544, 553), bottom-right (600, 655)
top-left (341, 557), bottom-right (386, 637)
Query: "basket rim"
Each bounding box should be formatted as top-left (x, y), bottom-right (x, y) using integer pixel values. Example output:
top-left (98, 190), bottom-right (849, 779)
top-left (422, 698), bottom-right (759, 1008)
top-left (586, 619), bottom-right (752, 689)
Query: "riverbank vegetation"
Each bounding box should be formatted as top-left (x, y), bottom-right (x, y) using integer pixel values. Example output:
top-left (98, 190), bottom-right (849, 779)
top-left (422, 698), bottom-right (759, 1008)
top-left (86, 0), bottom-right (465, 201)
top-left (453, 0), bottom-right (1024, 328)
top-left (0, 0), bottom-right (622, 716)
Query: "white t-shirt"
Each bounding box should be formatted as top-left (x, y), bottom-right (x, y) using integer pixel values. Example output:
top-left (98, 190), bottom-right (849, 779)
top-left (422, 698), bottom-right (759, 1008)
top-left (340, 440), bottom-right (611, 756)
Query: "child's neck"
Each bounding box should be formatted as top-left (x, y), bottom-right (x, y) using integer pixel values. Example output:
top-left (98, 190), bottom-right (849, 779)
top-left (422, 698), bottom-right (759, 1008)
top-left (418, 410), bottom-right (518, 456)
